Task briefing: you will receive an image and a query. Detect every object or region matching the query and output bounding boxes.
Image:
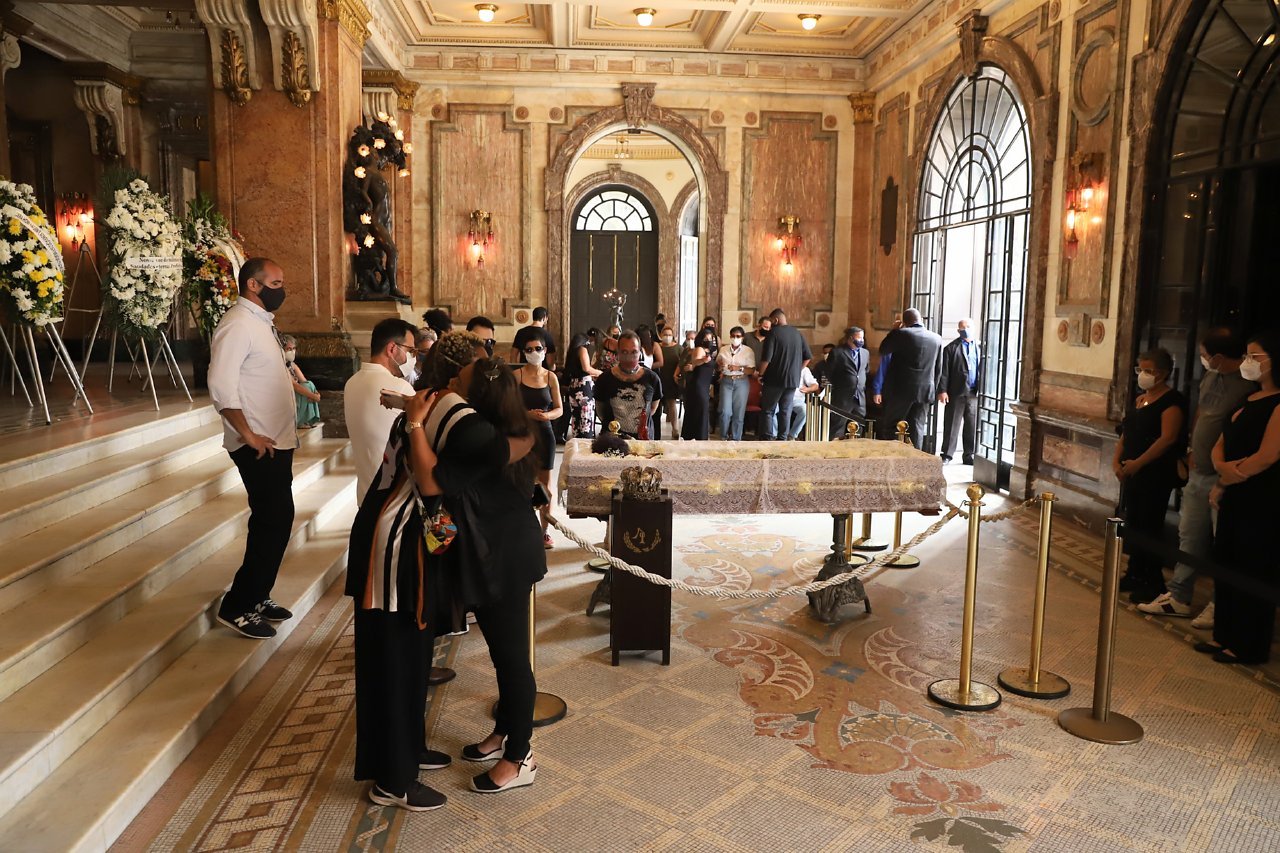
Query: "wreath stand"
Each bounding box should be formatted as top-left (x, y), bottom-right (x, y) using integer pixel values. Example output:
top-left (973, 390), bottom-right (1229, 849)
top-left (7, 320), bottom-right (94, 424)
top-left (98, 325), bottom-right (191, 411)
top-left (0, 323), bottom-right (32, 406)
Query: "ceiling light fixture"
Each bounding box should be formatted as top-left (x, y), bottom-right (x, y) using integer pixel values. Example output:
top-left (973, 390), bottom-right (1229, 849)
top-left (798, 14), bottom-right (820, 31)
top-left (475, 4), bottom-right (497, 23)
top-left (634, 8), bottom-right (656, 27)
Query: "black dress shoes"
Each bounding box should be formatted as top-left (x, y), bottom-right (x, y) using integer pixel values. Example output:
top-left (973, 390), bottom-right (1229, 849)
top-left (427, 666), bottom-right (456, 686)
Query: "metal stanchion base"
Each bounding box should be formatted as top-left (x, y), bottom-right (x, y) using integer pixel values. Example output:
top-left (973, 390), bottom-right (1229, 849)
top-left (928, 678), bottom-right (1002, 711)
top-left (998, 667), bottom-right (1071, 699)
top-left (585, 557), bottom-right (610, 573)
top-left (882, 553), bottom-right (921, 569)
top-left (1057, 707), bottom-right (1143, 744)
top-left (850, 537), bottom-right (889, 552)
top-left (492, 692), bottom-right (568, 728)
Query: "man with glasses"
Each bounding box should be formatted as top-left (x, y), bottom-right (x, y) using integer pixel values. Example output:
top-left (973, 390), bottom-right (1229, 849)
top-left (511, 306), bottom-right (557, 368)
top-left (466, 315), bottom-right (497, 356)
top-left (208, 257), bottom-right (299, 639)
top-left (344, 318), bottom-right (419, 503)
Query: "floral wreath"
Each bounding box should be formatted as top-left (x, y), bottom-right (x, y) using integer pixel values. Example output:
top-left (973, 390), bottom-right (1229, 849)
top-left (103, 178), bottom-right (182, 339)
top-left (183, 196), bottom-right (245, 341)
top-left (0, 179), bottom-right (65, 327)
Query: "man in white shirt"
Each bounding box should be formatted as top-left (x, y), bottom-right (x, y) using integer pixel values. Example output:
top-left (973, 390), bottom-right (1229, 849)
top-left (788, 365), bottom-right (821, 439)
top-left (715, 326), bottom-right (755, 440)
top-left (344, 317), bottom-right (417, 503)
top-left (208, 257), bottom-right (299, 639)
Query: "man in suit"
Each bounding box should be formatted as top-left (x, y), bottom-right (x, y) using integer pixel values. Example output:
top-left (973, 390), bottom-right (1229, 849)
top-left (825, 326), bottom-right (868, 439)
top-left (872, 308), bottom-right (944, 448)
top-left (938, 318), bottom-right (983, 464)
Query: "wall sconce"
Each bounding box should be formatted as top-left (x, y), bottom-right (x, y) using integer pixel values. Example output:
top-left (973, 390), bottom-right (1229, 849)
top-left (468, 210), bottom-right (494, 269)
top-left (775, 215), bottom-right (801, 273)
top-left (57, 193), bottom-right (93, 251)
top-left (1063, 152), bottom-right (1104, 261)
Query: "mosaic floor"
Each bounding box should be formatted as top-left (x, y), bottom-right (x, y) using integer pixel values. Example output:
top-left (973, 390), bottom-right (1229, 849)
top-left (112, 479), bottom-right (1280, 852)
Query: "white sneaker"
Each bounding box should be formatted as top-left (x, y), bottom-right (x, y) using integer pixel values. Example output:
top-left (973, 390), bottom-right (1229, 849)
top-left (1190, 602), bottom-right (1215, 630)
top-left (1137, 592), bottom-right (1191, 617)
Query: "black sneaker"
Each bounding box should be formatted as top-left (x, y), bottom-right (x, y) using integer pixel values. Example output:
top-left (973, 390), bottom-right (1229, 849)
top-left (368, 781), bottom-right (447, 811)
top-left (419, 748), bottom-right (452, 770)
top-left (255, 598), bottom-right (293, 622)
top-left (217, 610), bottom-right (277, 639)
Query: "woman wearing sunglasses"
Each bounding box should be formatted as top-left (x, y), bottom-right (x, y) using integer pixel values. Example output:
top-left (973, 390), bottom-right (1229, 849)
top-left (517, 341), bottom-right (562, 547)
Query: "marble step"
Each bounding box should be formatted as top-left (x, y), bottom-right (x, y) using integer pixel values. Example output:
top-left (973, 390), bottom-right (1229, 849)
top-left (0, 427), bottom-right (329, 615)
top-left (0, 435), bottom-right (349, 705)
top-left (0, 419), bottom-right (225, 544)
top-left (0, 402), bottom-right (220, 492)
top-left (0, 467), bottom-right (357, 850)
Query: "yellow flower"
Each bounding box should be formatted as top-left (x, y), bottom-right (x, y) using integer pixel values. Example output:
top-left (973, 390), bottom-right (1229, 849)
top-left (31, 214), bottom-right (44, 227)
top-left (7, 219), bottom-right (20, 235)
top-left (36, 283), bottom-right (49, 298)
top-left (35, 250), bottom-right (47, 265)
top-left (21, 250), bottom-right (33, 265)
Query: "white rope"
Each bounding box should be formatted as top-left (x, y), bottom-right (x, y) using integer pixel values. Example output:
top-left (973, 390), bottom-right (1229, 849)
top-left (946, 495), bottom-right (1042, 523)
top-left (549, 507), bottom-right (961, 600)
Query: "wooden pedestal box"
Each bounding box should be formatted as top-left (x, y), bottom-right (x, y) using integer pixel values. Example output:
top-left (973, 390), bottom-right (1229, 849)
top-left (609, 489), bottom-right (673, 665)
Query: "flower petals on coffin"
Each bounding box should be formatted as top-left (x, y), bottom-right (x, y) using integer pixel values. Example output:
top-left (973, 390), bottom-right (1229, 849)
top-left (712, 629), bottom-right (815, 702)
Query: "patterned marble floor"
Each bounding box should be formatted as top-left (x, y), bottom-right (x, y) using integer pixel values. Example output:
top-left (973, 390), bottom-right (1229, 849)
top-left (114, 474), bottom-right (1280, 853)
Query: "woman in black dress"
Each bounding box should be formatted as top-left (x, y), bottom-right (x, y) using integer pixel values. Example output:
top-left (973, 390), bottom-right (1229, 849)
top-left (1112, 348), bottom-right (1187, 603)
top-left (679, 328), bottom-right (715, 440)
top-left (1205, 332), bottom-right (1280, 664)
top-left (564, 332), bottom-right (600, 439)
top-left (516, 340), bottom-right (562, 547)
top-left (656, 327), bottom-right (681, 439)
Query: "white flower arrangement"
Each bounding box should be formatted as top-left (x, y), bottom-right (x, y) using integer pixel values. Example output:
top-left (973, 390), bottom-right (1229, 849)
top-left (0, 180), bottom-right (65, 327)
top-left (103, 178), bottom-right (182, 338)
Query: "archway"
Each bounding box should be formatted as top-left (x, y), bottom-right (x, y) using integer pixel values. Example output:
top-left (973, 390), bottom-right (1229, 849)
top-left (911, 66), bottom-right (1033, 491)
top-left (567, 184), bottom-right (662, 337)
top-left (1134, 0), bottom-right (1280, 402)
top-left (545, 86), bottom-right (728, 350)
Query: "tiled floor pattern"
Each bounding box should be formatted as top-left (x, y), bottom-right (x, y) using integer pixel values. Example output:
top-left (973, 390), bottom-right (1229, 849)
top-left (115, 491), bottom-right (1280, 852)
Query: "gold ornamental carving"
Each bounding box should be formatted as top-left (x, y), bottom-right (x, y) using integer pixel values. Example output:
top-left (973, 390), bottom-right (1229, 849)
top-left (219, 29), bottom-right (252, 106)
top-left (323, 0), bottom-right (372, 47)
top-left (281, 30), bottom-right (312, 108)
top-left (362, 69), bottom-right (420, 112)
top-left (622, 528), bottom-right (663, 554)
top-left (848, 92), bottom-right (875, 124)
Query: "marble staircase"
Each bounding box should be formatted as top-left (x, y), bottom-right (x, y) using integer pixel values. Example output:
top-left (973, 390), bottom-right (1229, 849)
top-left (0, 403), bottom-right (356, 851)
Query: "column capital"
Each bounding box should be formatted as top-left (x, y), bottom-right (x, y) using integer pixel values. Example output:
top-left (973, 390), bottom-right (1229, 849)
top-left (71, 78), bottom-right (129, 159)
top-left (848, 92), bottom-right (876, 124)
top-left (193, 0), bottom-right (262, 105)
top-left (0, 35), bottom-right (20, 82)
top-left (362, 69), bottom-right (419, 112)
top-left (322, 0), bottom-right (372, 47)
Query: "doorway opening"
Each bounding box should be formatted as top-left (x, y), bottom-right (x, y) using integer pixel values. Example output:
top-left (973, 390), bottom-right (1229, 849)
top-left (568, 186), bottom-right (660, 337)
top-left (911, 66), bottom-right (1032, 491)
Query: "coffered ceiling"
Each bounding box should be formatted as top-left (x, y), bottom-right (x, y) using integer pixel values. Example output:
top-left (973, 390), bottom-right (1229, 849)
top-left (374, 0), bottom-right (925, 59)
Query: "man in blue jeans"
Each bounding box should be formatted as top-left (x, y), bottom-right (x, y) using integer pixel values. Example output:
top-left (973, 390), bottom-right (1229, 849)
top-left (1139, 327), bottom-right (1253, 625)
top-left (756, 308), bottom-right (811, 440)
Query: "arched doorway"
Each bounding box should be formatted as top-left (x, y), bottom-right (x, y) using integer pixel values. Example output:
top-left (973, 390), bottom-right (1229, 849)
top-left (911, 66), bottom-right (1032, 491)
top-left (1137, 0), bottom-right (1280, 393)
top-left (568, 186), bottom-right (660, 336)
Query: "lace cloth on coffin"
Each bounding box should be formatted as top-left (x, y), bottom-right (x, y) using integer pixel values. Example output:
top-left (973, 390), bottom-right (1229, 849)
top-left (558, 439), bottom-right (947, 517)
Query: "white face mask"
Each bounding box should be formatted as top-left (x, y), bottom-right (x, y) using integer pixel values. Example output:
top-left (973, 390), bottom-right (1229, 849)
top-left (398, 356), bottom-right (415, 379)
top-left (1200, 355), bottom-right (1214, 374)
top-left (284, 350), bottom-right (296, 364)
top-left (1240, 358), bottom-right (1264, 382)
top-left (1136, 372), bottom-right (1157, 391)
top-left (525, 350), bottom-right (546, 367)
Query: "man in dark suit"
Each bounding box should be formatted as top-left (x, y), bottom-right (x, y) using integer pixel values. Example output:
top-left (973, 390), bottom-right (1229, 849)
top-left (872, 308), bottom-right (944, 448)
top-left (825, 326), bottom-right (868, 439)
top-left (938, 318), bottom-right (983, 464)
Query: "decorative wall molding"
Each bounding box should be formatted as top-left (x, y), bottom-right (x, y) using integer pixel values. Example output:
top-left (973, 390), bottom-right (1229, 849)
top-left (621, 82), bottom-right (656, 127)
top-left (193, 0), bottom-right (261, 103)
top-left (260, 0), bottom-right (321, 103)
top-left (322, 0), bottom-right (373, 47)
top-left (0, 35), bottom-right (20, 82)
top-left (848, 92), bottom-right (875, 124)
top-left (72, 78), bottom-right (128, 158)
top-left (362, 69), bottom-right (420, 112)
top-left (362, 88), bottom-right (396, 122)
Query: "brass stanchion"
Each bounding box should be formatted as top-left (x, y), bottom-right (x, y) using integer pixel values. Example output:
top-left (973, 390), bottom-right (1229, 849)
top-left (928, 484), bottom-right (1002, 711)
top-left (1058, 518), bottom-right (1143, 744)
top-left (847, 422), bottom-right (889, 552)
top-left (819, 385), bottom-right (831, 442)
top-left (493, 586), bottom-right (567, 727)
top-left (999, 492), bottom-right (1071, 699)
top-left (882, 421), bottom-right (921, 569)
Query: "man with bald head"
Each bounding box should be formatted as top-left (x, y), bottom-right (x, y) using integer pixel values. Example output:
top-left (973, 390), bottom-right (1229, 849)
top-left (938, 317), bottom-right (983, 464)
top-left (873, 307), bottom-right (944, 449)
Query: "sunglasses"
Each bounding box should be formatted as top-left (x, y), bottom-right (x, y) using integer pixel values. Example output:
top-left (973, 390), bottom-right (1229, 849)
top-left (524, 346), bottom-right (544, 353)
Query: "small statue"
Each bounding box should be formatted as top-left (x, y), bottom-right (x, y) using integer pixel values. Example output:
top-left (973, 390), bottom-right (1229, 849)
top-left (602, 287), bottom-right (626, 331)
top-left (343, 119), bottom-right (411, 304)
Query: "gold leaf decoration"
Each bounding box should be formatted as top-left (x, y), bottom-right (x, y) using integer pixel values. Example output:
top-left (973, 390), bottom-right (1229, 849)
top-left (281, 30), bottom-right (311, 108)
top-left (219, 29), bottom-right (252, 106)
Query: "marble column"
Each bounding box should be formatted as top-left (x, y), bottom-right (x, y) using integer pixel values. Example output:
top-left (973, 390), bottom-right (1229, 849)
top-left (847, 93), bottom-right (876, 330)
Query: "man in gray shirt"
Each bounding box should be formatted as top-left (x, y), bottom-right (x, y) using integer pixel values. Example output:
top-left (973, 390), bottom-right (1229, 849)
top-left (1139, 327), bottom-right (1254, 623)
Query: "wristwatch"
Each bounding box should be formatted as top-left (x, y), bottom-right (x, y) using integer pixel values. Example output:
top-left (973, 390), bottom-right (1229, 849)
top-left (406, 420), bottom-right (423, 432)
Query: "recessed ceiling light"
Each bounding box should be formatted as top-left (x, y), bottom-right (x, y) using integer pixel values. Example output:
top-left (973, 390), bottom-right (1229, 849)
top-left (634, 8), bottom-right (656, 27)
top-left (475, 4), bottom-right (497, 23)
top-left (798, 14), bottom-right (820, 31)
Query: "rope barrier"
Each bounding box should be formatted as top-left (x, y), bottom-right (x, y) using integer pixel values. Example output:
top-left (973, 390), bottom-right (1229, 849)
top-left (548, 507), bottom-right (960, 600)
top-left (947, 494), bottom-right (1042, 523)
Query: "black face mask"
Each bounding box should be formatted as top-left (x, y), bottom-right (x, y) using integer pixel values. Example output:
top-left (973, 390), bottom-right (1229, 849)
top-left (484, 339), bottom-right (495, 356)
top-left (259, 285), bottom-right (286, 312)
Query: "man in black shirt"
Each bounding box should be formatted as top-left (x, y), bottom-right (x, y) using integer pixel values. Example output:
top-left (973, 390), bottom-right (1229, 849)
top-left (757, 308), bottom-right (812, 440)
top-left (593, 331), bottom-right (662, 438)
top-left (510, 306), bottom-right (557, 368)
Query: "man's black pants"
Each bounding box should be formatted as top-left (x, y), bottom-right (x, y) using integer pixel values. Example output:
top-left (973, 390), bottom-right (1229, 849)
top-left (353, 608), bottom-right (431, 794)
top-left (941, 392), bottom-right (978, 459)
top-left (219, 446), bottom-right (294, 618)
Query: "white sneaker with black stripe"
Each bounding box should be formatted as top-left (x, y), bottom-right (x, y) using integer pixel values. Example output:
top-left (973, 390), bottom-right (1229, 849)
top-left (1137, 592), bottom-right (1191, 617)
top-left (217, 609), bottom-right (277, 639)
top-left (1191, 602), bottom-right (1215, 629)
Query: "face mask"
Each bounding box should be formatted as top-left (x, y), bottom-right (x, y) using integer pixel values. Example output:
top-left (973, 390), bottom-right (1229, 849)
top-left (1201, 355), bottom-right (1215, 374)
top-left (284, 350), bottom-right (296, 363)
top-left (398, 356), bottom-right (415, 379)
top-left (1241, 358), bottom-right (1264, 382)
top-left (259, 285), bottom-right (286, 312)
top-left (853, 339), bottom-right (864, 349)
top-left (1137, 372), bottom-right (1157, 391)
top-left (618, 352), bottom-right (640, 370)
top-left (959, 329), bottom-right (970, 340)
top-left (759, 328), bottom-right (771, 338)
top-left (730, 337), bottom-right (743, 347)
top-left (525, 350), bottom-right (546, 367)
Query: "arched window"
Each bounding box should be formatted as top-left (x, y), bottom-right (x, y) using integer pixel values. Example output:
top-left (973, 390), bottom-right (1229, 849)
top-left (574, 189), bottom-right (653, 232)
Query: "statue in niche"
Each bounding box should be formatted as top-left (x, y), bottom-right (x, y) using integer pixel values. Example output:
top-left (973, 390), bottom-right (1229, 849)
top-left (342, 117), bottom-right (411, 304)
